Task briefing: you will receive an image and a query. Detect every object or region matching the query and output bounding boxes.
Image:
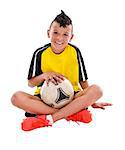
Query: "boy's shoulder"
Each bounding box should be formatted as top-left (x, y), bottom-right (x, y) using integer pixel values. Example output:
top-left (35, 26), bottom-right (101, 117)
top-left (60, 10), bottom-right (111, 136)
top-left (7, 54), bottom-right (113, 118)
top-left (33, 43), bottom-right (51, 55)
top-left (68, 43), bottom-right (81, 53)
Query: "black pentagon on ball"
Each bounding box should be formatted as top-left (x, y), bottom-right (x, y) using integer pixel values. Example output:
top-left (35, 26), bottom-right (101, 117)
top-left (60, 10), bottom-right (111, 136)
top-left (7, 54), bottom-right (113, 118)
top-left (55, 88), bottom-right (70, 104)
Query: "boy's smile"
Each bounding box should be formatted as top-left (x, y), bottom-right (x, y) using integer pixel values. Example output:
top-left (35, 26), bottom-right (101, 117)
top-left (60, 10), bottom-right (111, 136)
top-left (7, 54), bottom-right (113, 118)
top-left (48, 21), bottom-right (73, 54)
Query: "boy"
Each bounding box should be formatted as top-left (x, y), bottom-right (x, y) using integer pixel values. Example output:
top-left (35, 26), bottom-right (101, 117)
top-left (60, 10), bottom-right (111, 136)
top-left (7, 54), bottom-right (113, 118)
top-left (11, 10), bottom-right (112, 131)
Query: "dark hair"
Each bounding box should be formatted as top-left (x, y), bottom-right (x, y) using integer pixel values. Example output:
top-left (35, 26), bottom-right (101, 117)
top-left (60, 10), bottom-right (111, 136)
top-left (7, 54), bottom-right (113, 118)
top-left (50, 10), bottom-right (72, 28)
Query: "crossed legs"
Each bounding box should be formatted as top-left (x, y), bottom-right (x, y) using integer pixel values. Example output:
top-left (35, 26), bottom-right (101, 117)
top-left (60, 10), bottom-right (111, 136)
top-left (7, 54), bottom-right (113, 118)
top-left (11, 84), bottom-right (102, 122)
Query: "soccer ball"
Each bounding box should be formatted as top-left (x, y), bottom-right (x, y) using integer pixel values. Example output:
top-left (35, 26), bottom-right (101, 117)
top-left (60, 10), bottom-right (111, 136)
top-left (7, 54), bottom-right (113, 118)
top-left (40, 78), bottom-right (74, 108)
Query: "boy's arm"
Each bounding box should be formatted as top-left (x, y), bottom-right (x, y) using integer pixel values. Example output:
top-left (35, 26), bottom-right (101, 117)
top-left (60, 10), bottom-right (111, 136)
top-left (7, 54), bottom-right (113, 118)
top-left (80, 80), bottom-right (89, 90)
top-left (28, 74), bottom-right (44, 87)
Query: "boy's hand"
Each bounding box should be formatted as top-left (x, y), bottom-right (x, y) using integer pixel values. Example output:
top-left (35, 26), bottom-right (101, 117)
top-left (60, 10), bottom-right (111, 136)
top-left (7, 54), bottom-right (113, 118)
top-left (42, 72), bottom-right (64, 85)
top-left (92, 102), bottom-right (112, 110)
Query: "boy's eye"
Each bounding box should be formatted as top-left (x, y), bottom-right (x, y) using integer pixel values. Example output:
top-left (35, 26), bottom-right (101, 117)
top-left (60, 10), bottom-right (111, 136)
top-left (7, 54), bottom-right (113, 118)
top-left (53, 31), bottom-right (58, 34)
top-left (64, 34), bottom-right (68, 36)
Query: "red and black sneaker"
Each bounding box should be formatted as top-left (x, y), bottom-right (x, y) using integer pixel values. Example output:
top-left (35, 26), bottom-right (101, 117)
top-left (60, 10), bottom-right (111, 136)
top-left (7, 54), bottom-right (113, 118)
top-left (21, 115), bottom-right (52, 131)
top-left (66, 109), bottom-right (92, 123)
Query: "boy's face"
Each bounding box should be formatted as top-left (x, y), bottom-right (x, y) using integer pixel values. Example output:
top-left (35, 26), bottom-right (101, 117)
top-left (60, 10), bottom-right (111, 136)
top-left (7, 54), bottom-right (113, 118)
top-left (48, 21), bottom-right (73, 54)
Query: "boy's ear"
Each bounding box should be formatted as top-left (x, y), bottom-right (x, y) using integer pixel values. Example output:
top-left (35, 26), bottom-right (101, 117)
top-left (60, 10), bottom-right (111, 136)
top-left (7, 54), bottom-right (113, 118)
top-left (47, 30), bottom-right (50, 38)
top-left (70, 34), bottom-right (74, 41)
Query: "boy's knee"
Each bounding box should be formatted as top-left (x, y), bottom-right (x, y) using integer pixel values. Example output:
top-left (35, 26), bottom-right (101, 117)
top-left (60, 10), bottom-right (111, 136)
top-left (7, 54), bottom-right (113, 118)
top-left (90, 84), bottom-right (103, 98)
top-left (11, 91), bottom-right (22, 105)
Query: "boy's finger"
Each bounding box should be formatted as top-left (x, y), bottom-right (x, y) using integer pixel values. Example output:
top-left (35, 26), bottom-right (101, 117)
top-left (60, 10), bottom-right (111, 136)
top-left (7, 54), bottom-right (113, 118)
top-left (46, 77), bottom-right (51, 86)
top-left (56, 75), bottom-right (64, 80)
top-left (102, 103), bottom-right (112, 106)
top-left (54, 76), bottom-right (62, 83)
top-left (106, 103), bottom-right (112, 106)
top-left (51, 78), bottom-right (58, 85)
top-left (46, 80), bottom-right (49, 86)
top-left (60, 75), bottom-right (65, 80)
top-left (56, 74), bottom-right (65, 80)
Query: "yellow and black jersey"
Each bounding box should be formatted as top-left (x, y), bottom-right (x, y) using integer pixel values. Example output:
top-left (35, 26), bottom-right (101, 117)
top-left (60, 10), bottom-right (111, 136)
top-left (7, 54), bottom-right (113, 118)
top-left (28, 43), bottom-right (88, 94)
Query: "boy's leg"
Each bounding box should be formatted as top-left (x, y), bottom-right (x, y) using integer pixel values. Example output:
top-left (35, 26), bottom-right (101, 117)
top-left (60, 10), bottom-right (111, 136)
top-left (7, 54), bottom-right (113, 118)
top-left (11, 91), bottom-right (58, 115)
top-left (52, 84), bottom-right (102, 122)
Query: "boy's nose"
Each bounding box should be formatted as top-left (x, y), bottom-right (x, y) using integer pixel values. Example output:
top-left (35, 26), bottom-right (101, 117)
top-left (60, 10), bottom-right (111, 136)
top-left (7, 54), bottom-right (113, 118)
top-left (56, 35), bottom-right (63, 41)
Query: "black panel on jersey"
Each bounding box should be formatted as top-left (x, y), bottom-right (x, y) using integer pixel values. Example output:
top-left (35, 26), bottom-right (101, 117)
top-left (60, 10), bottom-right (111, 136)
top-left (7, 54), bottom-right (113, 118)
top-left (27, 44), bottom-right (51, 80)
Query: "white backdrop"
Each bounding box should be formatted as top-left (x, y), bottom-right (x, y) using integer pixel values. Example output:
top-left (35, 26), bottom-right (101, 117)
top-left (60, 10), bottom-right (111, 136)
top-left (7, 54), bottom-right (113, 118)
top-left (0, 0), bottom-right (125, 149)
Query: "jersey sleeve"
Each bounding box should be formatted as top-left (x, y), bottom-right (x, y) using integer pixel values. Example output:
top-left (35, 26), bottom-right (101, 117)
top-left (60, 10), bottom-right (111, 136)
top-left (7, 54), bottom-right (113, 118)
top-left (27, 50), bottom-right (42, 80)
top-left (77, 49), bottom-right (88, 82)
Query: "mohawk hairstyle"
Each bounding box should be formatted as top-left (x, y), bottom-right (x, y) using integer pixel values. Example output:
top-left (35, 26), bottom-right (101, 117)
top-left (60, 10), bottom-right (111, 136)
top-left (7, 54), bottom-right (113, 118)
top-left (50, 10), bottom-right (72, 28)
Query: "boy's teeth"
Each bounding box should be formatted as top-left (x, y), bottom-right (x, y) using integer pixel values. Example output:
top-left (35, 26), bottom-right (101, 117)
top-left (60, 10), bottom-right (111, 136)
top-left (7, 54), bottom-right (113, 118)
top-left (56, 42), bottom-right (62, 45)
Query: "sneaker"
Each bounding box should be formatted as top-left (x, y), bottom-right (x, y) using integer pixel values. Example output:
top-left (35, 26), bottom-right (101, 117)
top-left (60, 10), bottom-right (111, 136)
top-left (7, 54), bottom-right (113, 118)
top-left (66, 109), bottom-right (92, 123)
top-left (21, 115), bottom-right (52, 131)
